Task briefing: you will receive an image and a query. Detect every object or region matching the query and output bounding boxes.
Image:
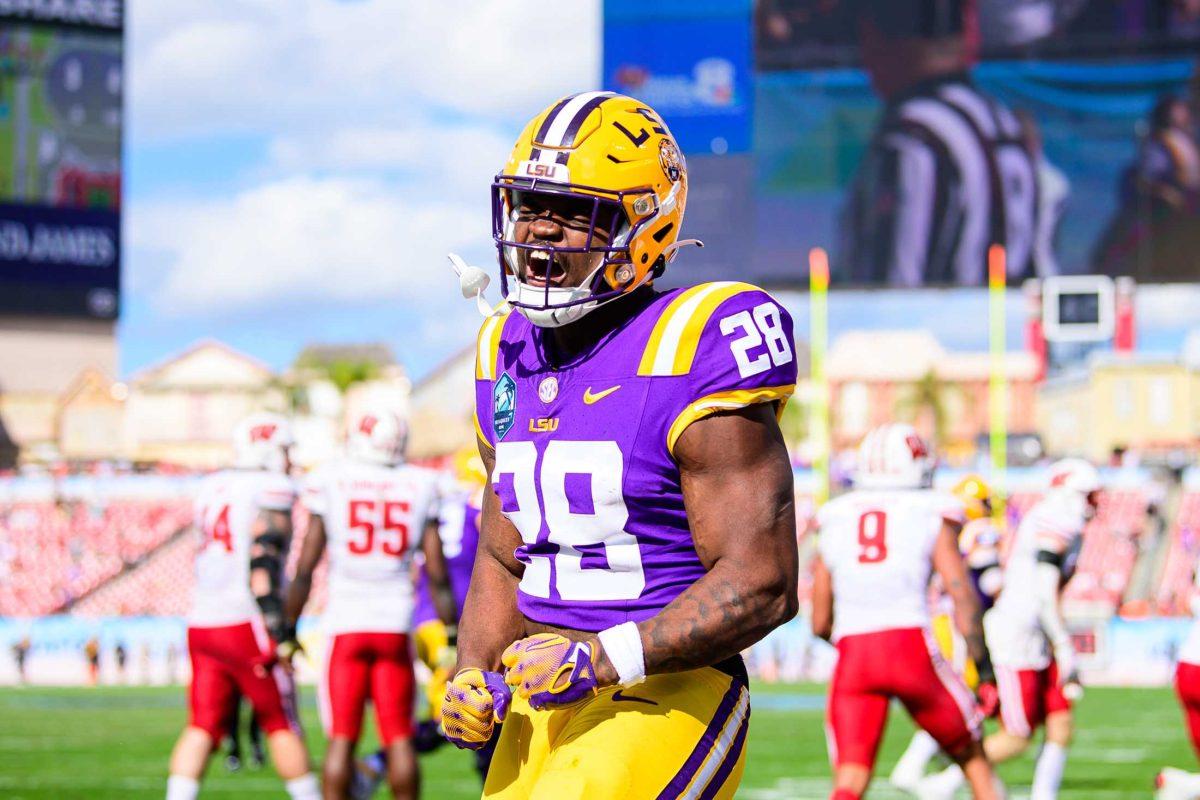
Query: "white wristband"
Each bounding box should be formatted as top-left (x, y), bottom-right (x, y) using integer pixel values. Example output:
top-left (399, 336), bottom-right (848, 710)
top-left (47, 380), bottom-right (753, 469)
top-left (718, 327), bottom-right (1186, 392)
top-left (598, 621), bottom-right (646, 687)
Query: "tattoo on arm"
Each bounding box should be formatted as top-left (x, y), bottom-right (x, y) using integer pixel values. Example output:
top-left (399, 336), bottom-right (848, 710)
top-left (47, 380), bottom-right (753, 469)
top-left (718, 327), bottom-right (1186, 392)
top-left (630, 405), bottom-right (798, 676)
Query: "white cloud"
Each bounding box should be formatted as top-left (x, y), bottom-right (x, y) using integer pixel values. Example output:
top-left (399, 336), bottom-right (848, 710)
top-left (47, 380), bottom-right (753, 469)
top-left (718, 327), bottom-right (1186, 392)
top-left (130, 175), bottom-right (494, 316)
top-left (129, 0), bottom-right (601, 140)
top-left (264, 120), bottom-right (514, 195)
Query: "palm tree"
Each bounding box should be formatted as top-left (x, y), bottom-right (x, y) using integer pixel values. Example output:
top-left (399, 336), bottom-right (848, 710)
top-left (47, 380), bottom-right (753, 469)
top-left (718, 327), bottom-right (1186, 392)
top-left (895, 369), bottom-right (957, 445)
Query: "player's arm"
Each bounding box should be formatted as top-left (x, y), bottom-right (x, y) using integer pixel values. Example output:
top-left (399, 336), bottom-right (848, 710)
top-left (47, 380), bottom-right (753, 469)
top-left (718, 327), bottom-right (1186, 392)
top-left (420, 516), bottom-right (457, 628)
top-left (282, 512), bottom-right (327, 646)
top-left (1034, 540), bottom-right (1076, 680)
top-left (249, 507), bottom-right (292, 644)
top-left (455, 441), bottom-right (526, 671)
top-left (810, 552), bottom-right (834, 642)
top-left (442, 440), bottom-right (520, 750)
top-left (605, 403), bottom-right (798, 680)
top-left (932, 519), bottom-right (993, 681)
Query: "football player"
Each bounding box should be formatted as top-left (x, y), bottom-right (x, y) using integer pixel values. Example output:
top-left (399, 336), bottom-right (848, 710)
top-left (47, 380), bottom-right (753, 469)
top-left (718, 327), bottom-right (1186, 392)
top-left (167, 414), bottom-right (319, 800)
top-left (891, 475), bottom-right (1004, 790)
top-left (284, 408), bottom-right (453, 800)
top-left (411, 448), bottom-right (487, 753)
top-left (811, 424), bottom-right (1003, 800)
top-left (1156, 559), bottom-right (1200, 800)
top-left (919, 459), bottom-right (1100, 800)
top-left (441, 92), bottom-right (799, 798)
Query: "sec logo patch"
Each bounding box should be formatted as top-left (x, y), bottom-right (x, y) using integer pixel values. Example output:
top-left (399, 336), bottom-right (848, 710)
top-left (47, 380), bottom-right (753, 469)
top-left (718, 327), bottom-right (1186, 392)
top-left (538, 376), bottom-right (559, 403)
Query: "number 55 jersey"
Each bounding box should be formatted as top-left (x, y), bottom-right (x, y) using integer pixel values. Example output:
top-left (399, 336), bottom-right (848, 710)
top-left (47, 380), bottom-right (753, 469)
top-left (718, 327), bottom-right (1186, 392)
top-left (474, 282), bottom-right (797, 632)
top-left (302, 459), bottom-right (440, 635)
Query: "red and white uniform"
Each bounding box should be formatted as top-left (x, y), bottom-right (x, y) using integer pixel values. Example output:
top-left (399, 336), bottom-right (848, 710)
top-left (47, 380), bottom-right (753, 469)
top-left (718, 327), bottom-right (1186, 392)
top-left (985, 491), bottom-right (1086, 737)
top-left (817, 489), bottom-right (979, 767)
top-left (304, 458), bottom-right (439, 744)
top-left (187, 469), bottom-right (299, 740)
top-left (1176, 568), bottom-right (1200, 758)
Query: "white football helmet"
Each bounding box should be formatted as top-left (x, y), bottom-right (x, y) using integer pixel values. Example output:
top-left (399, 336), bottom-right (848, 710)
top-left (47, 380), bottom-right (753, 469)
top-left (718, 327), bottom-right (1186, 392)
top-left (347, 408), bottom-right (408, 466)
top-left (854, 423), bottom-right (935, 490)
top-left (232, 413), bottom-right (293, 473)
top-left (1047, 458), bottom-right (1101, 497)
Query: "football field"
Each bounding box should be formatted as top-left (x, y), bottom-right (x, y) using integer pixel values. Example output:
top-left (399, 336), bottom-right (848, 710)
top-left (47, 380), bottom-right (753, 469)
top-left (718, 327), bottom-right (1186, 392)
top-left (0, 683), bottom-right (1190, 798)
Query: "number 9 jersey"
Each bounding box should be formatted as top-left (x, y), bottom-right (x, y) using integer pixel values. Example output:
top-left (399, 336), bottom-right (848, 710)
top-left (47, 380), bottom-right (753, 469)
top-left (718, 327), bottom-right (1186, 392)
top-left (474, 282), bottom-right (797, 632)
top-left (816, 489), bottom-right (966, 641)
top-left (303, 459), bottom-right (440, 635)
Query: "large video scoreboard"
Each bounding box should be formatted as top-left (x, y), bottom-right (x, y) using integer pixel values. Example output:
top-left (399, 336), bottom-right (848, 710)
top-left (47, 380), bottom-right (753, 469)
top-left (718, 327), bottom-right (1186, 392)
top-left (0, 0), bottom-right (122, 319)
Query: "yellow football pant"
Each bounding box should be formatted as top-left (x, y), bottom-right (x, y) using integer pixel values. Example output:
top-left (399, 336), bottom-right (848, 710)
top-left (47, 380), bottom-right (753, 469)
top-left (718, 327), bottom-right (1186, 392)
top-left (932, 613), bottom-right (979, 689)
top-left (414, 620), bottom-right (451, 719)
top-left (483, 666), bottom-right (749, 800)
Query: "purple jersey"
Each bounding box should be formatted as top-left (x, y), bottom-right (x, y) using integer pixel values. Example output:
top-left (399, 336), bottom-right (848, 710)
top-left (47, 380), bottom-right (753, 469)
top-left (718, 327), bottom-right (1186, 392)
top-left (413, 491), bottom-right (481, 626)
top-left (474, 282), bottom-right (797, 632)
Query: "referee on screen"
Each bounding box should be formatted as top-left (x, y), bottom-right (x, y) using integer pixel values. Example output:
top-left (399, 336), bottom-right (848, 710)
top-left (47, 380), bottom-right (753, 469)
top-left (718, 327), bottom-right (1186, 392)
top-left (839, 0), bottom-right (1041, 287)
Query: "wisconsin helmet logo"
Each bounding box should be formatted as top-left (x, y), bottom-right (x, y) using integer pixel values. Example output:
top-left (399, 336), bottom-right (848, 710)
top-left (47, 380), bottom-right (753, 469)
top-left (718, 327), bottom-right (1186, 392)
top-left (358, 415), bottom-right (378, 435)
top-left (659, 139), bottom-right (683, 183)
top-left (493, 372), bottom-right (517, 441)
top-left (249, 424), bottom-right (277, 443)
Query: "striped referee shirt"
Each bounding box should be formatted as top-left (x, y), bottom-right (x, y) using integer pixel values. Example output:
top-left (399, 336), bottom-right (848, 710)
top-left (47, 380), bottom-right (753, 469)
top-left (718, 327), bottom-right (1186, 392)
top-left (839, 74), bottom-right (1039, 287)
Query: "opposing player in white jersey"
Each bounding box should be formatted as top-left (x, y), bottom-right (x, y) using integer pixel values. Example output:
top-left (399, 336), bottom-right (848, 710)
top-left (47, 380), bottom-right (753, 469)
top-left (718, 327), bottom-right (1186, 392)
top-left (285, 409), bottom-right (456, 800)
top-left (920, 458), bottom-right (1099, 800)
top-left (1157, 562), bottom-right (1200, 800)
top-left (891, 475), bottom-right (1005, 791)
top-left (811, 424), bottom-right (1002, 800)
top-left (167, 414), bottom-right (320, 800)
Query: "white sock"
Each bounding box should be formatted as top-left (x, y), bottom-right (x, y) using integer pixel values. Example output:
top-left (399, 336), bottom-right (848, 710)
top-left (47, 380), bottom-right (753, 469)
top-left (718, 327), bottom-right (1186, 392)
top-left (1031, 742), bottom-right (1067, 800)
top-left (921, 763), bottom-right (965, 795)
top-left (892, 730), bottom-right (941, 783)
top-left (285, 773), bottom-right (321, 800)
top-left (1163, 767), bottom-right (1200, 795)
top-left (166, 775), bottom-right (199, 800)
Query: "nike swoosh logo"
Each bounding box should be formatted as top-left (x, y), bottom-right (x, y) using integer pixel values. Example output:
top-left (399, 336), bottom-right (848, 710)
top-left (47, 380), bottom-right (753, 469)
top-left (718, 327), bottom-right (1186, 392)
top-left (611, 690), bottom-right (657, 706)
top-left (583, 385), bottom-right (621, 404)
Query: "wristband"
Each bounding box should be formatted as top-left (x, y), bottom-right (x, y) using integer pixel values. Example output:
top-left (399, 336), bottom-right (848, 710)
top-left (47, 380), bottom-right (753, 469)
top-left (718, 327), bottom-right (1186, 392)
top-left (597, 622), bottom-right (646, 687)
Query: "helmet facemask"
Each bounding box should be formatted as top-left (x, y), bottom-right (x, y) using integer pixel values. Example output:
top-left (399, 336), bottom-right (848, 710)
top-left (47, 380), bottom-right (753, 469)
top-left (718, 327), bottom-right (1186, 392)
top-left (492, 178), bottom-right (658, 328)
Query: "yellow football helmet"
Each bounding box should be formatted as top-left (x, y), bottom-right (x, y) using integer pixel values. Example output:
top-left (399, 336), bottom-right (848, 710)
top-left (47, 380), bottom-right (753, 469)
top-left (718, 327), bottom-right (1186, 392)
top-left (952, 475), bottom-right (993, 521)
top-left (452, 445), bottom-right (487, 489)
top-left (492, 91), bottom-right (691, 327)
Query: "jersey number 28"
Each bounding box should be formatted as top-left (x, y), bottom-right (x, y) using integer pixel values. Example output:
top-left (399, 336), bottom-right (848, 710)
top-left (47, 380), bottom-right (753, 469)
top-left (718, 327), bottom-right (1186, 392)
top-left (720, 301), bottom-right (793, 379)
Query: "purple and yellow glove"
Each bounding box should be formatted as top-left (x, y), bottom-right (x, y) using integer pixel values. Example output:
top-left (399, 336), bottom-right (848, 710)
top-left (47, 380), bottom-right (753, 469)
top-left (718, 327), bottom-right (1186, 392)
top-left (501, 633), bottom-right (600, 709)
top-left (441, 668), bottom-right (510, 750)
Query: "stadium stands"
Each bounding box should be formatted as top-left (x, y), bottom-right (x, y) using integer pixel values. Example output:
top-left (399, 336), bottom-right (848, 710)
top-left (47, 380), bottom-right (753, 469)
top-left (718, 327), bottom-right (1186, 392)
top-left (1155, 491), bottom-right (1200, 615)
top-left (0, 497), bottom-right (192, 617)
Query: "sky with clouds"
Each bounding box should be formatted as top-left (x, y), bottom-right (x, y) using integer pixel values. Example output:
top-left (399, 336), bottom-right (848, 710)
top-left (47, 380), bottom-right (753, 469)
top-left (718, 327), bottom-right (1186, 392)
top-left (119, 0), bottom-right (1200, 381)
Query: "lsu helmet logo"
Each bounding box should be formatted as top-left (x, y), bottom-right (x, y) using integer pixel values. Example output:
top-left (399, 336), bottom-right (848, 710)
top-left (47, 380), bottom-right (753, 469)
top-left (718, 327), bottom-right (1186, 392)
top-left (249, 424), bottom-right (278, 443)
top-left (659, 139), bottom-right (683, 183)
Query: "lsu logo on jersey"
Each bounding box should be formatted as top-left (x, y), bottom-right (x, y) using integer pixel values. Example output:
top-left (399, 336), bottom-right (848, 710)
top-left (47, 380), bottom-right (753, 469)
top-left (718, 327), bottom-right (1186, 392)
top-left (494, 372), bottom-right (517, 440)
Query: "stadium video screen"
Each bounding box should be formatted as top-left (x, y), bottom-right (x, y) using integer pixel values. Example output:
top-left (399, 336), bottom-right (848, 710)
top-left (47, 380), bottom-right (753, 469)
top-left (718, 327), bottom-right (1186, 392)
top-left (1058, 291), bottom-right (1102, 326)
top-left (603, 0), bottom-right (1200, 289)
top-left (0, 2), bottom-right (123, 319)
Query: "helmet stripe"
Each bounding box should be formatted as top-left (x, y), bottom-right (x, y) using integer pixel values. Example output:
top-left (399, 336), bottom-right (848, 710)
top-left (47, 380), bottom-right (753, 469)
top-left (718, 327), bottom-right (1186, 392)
top-left (532, 90), bottom-right (614, 165)
top-left (529, 95), bottom-right (575, 162)
top-left (554, 92), bottom-right (615, 164)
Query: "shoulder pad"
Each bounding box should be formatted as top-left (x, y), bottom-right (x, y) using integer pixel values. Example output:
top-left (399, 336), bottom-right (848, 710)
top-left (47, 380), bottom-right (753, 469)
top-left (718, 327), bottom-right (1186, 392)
top-left (474, 308), bottom-right (513, 381)
top-left (638, 282), bottom-right (763, 377)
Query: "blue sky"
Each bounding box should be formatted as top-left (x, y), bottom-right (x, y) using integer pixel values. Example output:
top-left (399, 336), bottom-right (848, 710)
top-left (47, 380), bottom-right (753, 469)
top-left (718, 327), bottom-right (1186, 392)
top-left (117, 0), bottom-right (1200, 382)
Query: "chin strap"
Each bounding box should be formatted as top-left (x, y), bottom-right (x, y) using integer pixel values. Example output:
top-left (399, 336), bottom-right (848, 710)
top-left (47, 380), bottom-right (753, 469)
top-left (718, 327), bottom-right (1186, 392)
top-left (662, 238), bottom-right (704, 264)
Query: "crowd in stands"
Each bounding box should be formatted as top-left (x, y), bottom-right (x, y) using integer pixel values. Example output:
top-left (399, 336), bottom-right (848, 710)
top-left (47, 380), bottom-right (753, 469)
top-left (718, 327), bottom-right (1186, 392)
top-left (0, 461), bottom-right (1193, 622)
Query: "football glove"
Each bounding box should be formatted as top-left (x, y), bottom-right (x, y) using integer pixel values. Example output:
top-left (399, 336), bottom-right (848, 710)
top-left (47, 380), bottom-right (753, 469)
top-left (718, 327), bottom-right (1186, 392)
top-left (975, 655), bottom-right (999, 718)
top-left (441, 668), bottom-right (509, 750)
top-left (501, 633), bottom-right (599, 709)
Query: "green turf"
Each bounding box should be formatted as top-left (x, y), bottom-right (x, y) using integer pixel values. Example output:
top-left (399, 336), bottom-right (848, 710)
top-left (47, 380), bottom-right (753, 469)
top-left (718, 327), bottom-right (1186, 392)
top-left (0, 683), bottom-right (1191, 798)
